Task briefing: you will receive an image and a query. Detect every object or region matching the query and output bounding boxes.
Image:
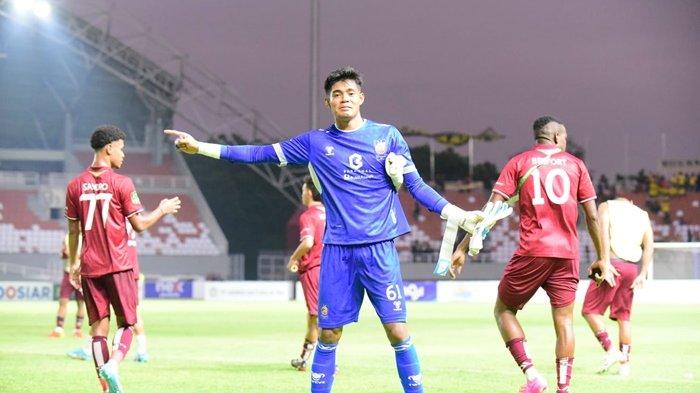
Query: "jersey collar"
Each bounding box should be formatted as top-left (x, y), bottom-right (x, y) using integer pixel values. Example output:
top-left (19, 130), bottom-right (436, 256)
top-left (333, 118), bottom-right (367, 133)
top-left (532, 143), bottom-right (561, 156)
top-left (88, 165), bottom-right (112, 173)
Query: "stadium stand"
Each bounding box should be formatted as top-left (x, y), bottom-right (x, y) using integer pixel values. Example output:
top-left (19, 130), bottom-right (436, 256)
top-left (395, 187), bottom-right (700, 265)
top-left (0, 182), bottom-right (220, 256)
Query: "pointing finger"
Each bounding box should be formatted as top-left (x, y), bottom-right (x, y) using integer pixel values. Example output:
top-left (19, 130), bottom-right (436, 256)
top-left (164, 129), bottom-right (188, 138)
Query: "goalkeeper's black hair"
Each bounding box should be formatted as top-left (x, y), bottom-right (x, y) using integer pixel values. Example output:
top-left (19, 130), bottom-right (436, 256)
top-left (304, 176), bottom-right (322, 202)
top-left (532, 116), bottom-right (563, 141)
top-left (90, 125), bottom-right (126, 150)
top-left (324, 66), bottom-right (363, 95)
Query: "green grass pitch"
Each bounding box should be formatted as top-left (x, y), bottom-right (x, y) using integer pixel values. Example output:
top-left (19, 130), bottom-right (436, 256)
top-left (1, 300), bottom-right (698, 392)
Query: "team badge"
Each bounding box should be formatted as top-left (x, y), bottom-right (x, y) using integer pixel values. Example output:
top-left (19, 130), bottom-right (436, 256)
top-left (374, 139), bottom-right (388, 159)
top-left (321, 304), bottom-right (329, 316)
top-left (131, 191), bottom-right (140, 204)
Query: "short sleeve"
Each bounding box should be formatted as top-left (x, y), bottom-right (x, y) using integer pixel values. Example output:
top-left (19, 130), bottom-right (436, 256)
top-left (277, 132), bottom-right (312, 166)
top-left (577, 162), bottom-right (596, 203)
top-left (493, 157), bottom-right (519, 198)
top-left (391, 127), bottom-right (417, 174)
top-left (120, 178), bottom-right (144, 217)
top-left (64, 184), bottom-right (79, 220)
top-left (298, 212), bottom-right (314, 241)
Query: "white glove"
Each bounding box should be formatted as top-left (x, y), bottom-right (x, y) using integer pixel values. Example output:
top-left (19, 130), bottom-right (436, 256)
top-left (468, 201), bottom-right (513, 256)
top-left (385, 152), bottom-right (407, 190)
top-left (440, 203), bottom-right (485, 235)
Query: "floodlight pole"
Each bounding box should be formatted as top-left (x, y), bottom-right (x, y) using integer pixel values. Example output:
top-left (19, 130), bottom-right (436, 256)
top-left (468, 137), bottom-right (474, 179)
top-left (309, 0), bottom-right (320, 129)
top-left (429, 138), bottom-right (435, 182)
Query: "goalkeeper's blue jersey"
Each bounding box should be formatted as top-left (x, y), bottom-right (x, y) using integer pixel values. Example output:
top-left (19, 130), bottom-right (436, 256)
top-left (278, 119), bottom-right (416, 245)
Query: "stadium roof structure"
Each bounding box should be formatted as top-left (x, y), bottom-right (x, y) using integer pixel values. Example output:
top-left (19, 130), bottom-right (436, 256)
top-left (0, 0), bottom-right (307, 205)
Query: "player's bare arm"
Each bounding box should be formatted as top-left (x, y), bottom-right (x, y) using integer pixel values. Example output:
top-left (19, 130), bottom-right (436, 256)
top-left (67, 219), bottom-right (81, 291)
top-left (583, 200), bottom-right (615, 286)
top-left (631, 220), bottom-right (654, 289)
top-left (128, 197), bottom-right (182, 233)
top-left (449, 235), bottom-right (470, 279)
top-left (288, 237), bottom-right (314, 273)
top-left (597, 201), bottom-right (620, 281)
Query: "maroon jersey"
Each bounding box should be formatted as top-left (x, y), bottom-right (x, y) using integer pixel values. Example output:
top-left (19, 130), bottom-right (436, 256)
top-left (65, 166), bottom-right (143, 277)
top-left (493, 144), bottom-right (596, 259)
top-left (298, 204), bottom-right (325, 273)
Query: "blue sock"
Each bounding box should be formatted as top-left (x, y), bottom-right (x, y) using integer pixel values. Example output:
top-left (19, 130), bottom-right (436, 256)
top-left (393, 337), bottom-right (424, 393)
top-left (310, 340), bottom-right (337, 393)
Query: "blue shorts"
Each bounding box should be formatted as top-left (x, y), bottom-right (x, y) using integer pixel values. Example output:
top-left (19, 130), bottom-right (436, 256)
top-left (317, 240), bottom-right (407, 328)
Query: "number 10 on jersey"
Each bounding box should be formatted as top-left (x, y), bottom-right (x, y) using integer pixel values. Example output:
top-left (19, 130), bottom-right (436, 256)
top-left (530, 167), bottom-right (571, 205)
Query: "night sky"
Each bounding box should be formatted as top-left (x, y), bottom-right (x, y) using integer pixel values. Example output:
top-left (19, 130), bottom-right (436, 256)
top-left (77, 0), bottom-right (700, 178)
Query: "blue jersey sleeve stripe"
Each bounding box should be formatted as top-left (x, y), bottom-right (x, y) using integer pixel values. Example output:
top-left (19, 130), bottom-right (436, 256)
top-left (308, 163), bottom-right (323, 194)
top-left (272, 143), bottom-right (288, 167)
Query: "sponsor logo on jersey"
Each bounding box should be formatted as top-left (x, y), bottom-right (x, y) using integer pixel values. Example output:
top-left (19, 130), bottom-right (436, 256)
top-left (348, 153), bottom-right (363, 170)
top-left (324, 145), bottom-right (335, 156)
top-left (343, 153), bottom-right (376, 181)
top-left (82, 182), bottom-right (109, 192)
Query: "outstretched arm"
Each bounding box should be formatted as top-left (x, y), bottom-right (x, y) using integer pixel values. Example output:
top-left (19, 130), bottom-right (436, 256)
top-left (128, 197), bottom-right (181, 233)
top-left (164, 129), bottom-right (298, 165)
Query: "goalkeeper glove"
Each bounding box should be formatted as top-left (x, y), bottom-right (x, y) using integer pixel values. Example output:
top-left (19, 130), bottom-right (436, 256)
top-left (468, 201), bottom-right (513, 256)
top-left (440, 203), bottom-right (485, 234)
top-left (385, 152), bottom-right (407, 190)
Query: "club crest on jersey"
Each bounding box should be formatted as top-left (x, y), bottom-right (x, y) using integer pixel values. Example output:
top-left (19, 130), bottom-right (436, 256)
top-left (373, 139), bottom-right (388, 159)
top-left (320, 304), bottom-right (329, 317)
top-left (393, 300), bottom-right (402, 311)
top-left (324, 145), bottom-right (335, 157)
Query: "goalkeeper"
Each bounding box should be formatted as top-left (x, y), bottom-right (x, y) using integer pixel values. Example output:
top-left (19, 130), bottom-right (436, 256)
top-left (166, 67), bottom-right (484, 393)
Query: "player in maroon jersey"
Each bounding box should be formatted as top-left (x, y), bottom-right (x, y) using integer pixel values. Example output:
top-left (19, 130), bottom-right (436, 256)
top-left (452, 116), bottom-right (612, 393)
top-left (288, 176), bottom-right (326, 371)
top-left (65, 125), bottom-right (181, 393)
top-left (125, 220), bottom-right (149, 363)
top-left (50, 234), bottom-right (86, 339)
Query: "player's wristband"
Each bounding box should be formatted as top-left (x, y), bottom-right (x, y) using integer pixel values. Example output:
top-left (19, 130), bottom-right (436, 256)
top-left (197, 142), bottom-right (221, 159)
